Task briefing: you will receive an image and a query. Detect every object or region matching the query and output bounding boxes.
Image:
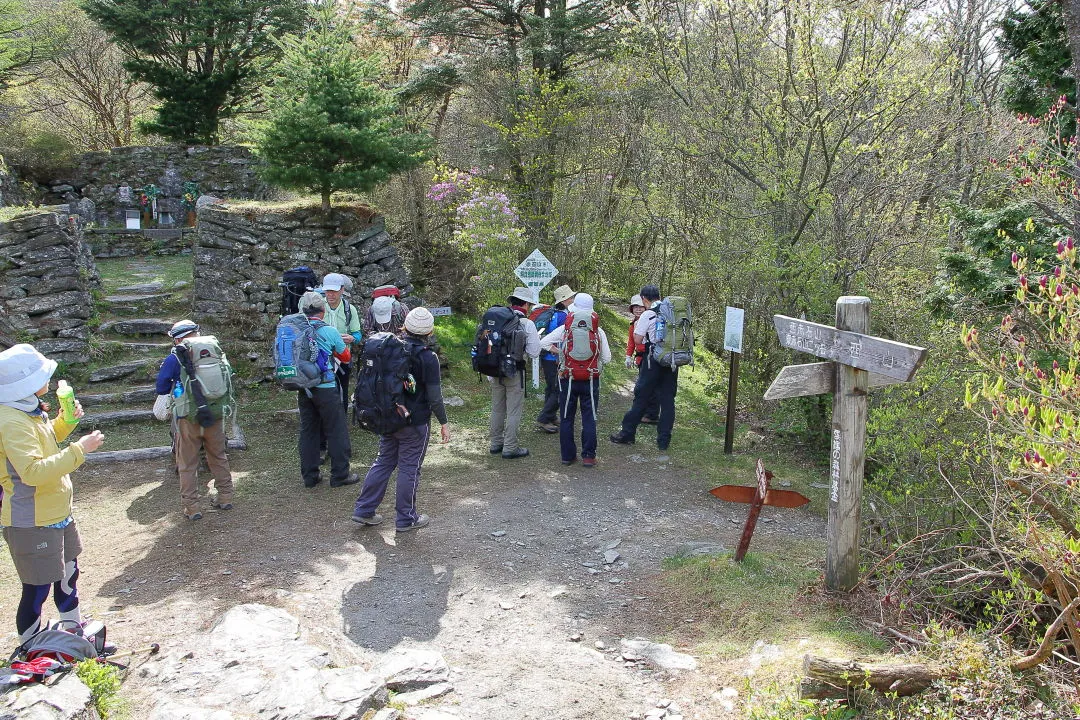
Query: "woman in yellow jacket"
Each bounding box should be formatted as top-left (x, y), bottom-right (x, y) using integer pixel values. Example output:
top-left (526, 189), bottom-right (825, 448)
top-left (0, 344), bottom-right (104, 642)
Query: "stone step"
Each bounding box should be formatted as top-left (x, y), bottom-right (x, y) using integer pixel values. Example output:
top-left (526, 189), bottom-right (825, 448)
top-left (82, 409), bottom-right (156, 428)
top-left (80, 386), bottom-right (157, 408)
top-left (88, 359), bottom-right (156, 383)
top-left (101, 340), bottom-right (171, 353)
top-left (98, 319), bottom-right (173, 336)
top-left (104, 292), bottom-right (174, 304)
top-left (114, 282), bottom-right (165, 294)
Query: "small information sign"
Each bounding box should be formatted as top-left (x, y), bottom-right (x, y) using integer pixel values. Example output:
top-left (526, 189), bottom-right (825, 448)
top-left (430, 307), bottom-right (453, 317)
top-left (724, 306), bottom-right (745, 353)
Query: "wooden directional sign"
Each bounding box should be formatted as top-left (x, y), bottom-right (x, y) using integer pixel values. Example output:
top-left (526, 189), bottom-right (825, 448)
top-left (710, 485), bottom-right (811, 509)
top-left (773, 316), bottom-right (926, 382)
top-left (766, 297), bottom-right (927, 592)
top-left (765, 362), bottom-right (900, 401)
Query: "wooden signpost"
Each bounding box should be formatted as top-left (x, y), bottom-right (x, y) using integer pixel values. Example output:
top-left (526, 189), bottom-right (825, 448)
top-left (765, 297), bottom-right (927, 592)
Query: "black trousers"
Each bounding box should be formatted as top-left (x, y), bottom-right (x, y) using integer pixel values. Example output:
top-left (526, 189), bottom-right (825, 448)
top-left (621, 359), bottom-right (678, 448)
top-left (335, 362), bottom-right (352, 416)
top-left (537, 358), bottom-right (560, 424)
top-left (299, 387), bottom-right (351, 484)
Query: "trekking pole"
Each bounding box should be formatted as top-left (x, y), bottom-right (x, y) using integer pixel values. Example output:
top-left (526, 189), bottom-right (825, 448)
top-left (101, 643), bottom-right (160, 663)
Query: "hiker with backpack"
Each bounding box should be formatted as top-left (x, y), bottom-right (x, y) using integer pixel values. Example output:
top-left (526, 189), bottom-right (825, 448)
top-left (625, 295), bottom-right (659, 425)
top-left (610, 285), bottom-right (694, 452)
top-left (364, 285), bottom-right (410, 336)
top-left (154, 320), bottom-right (236, 520)
top-left (282, 292), bottom-right (361, 489)
top-left (351, 307), bottom-right (450, 531)
top-left (474, 287), bottom-right (541, 459)
top-left (538, 293), bottom-right (612, 467)
top-left (535, 284), bottom-right (576, 434)
top-left (0, 344), bottom-right (105, 643)
top-left (320, 273), bottom-right (363, 414)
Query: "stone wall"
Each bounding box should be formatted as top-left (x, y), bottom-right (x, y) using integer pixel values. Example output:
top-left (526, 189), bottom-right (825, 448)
top-left (193, 205), bottom-right (412, 339)
top-left (0, 212), bottom-right (100, 363)
top-left (85, 228), bottom-right (193, 258)
top-left (62, 145), bottom-right (271, 226)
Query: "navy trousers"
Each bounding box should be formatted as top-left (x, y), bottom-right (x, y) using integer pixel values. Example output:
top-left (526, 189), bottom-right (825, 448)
top-left (537, 358), bottom-right (560, 424)
top-left (560, 378), bottom-right (599, 461)
top-left (353, 423), bottom-right (430, 527)
top-left (620, 359), bottom-right (678, 449)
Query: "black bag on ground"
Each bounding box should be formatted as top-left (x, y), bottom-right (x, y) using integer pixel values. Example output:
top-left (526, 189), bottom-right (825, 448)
top-left (353, 332), bottom-right (413, 435)
top-left (472, 306), bottom-right (526, 378)
top-left (280, 266), bottom-right (317, 316)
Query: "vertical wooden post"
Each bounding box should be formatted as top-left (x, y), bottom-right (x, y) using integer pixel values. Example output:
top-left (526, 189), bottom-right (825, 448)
top-left (827, 296), bottom-right (870, 592)
top-left (724, 349), bottom-right (740, 454)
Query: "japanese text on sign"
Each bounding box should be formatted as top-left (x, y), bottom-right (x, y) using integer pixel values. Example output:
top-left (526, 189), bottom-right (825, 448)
top-left (514, 249), bottom-right (558, 292)
top-left (830, 428), bottom-right (841, 503)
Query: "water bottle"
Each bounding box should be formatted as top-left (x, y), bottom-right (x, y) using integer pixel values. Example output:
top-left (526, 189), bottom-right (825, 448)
top-left (172, 380), bottom-right (184, 399)
top-left (56, 380), bottom-right (77, 424)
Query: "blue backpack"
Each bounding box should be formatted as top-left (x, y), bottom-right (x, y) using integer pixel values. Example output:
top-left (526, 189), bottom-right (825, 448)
top-left (274, 313), bottom-right (332, 391)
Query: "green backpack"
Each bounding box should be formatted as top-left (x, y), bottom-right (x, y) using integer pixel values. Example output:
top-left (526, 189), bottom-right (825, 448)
top-left (651, 297), bottom-right (694, 368)
top-left (174, 335), bottom-right (233, 419)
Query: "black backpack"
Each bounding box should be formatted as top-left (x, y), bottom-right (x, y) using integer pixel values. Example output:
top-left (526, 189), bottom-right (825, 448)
top-left (353, 332), bottom-right (414, 435)
top-left (472, 306), bottom-right (527, 378)
top-left (280, 266), bottom-right (317, 316)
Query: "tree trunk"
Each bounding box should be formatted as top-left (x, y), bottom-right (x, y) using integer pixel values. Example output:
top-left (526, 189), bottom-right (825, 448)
top-left (800, 655), bottom-right (939, 699)
top-left (321, 188), bottom-right (331, 213)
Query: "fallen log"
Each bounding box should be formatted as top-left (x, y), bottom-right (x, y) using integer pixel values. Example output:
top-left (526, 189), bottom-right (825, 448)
top-left (82, 409), bottom-right (156, 427)
top-left (800, 655), bottom-right (939, 699)
top-left (84, 438), bottom-right (246, 464)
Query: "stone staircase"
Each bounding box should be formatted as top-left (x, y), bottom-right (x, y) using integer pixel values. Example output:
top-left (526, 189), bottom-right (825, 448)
top-left (69, 259), bottom-right (246, 464)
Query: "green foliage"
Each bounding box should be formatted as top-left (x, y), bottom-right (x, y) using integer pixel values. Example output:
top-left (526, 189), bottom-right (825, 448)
top-left (75, 659), bottom-right (124, 718)
top-left (999, 0), bottom-right (1075, 137)
top-left (253, 1), bottom-right (429, 211)
top-left (80, 0), bottom-right (307, 144)
top-left (0, 0), bottom-right (35, 88)
top-left (929, 204), bottom-right (1063, 320)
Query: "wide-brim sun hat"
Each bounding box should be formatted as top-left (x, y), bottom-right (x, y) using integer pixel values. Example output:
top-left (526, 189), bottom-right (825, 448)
top-left (574, 293), bottom-right (595, 311)
top-left (553, 284), bottom-right (576, 306)
top-left (629, 294), bottom-right (644, 309)
top-left (0, 344), bottom-right (58, 402)
top-left (372, 296), bottom-right (395, 324)
top-left (405, 307), bottom-right (435, 335)
top-left (508, 286), bottom-right (538, 305)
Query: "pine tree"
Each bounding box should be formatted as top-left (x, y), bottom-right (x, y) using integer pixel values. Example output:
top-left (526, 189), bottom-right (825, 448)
top-left (80, 0), bottom-right (306, 144)
top-left (254, 1), bottom-right (429, 212)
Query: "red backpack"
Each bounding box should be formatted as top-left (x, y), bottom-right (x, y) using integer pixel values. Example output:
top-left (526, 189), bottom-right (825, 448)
top-left (559, 309), bottom-right (601, 381)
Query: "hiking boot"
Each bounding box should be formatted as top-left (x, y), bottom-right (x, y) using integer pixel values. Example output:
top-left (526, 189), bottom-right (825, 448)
top-left (502, 448), bottom-right (529, 459)
top-left (641, 416), bottom-right (658, 425)
top-left (211, 500), bottom-right (233, 511)
top-left (657, 442), bottom-right (670, 452)
top-left (330, 472), bottom-right (361, 487)
top-left (489, 445), bottom-right (504, 454)
top-left (351, 512), bottom-right (384, 526)
top-left (610, 431), bottom-right (635, 445)
top-left (303, 475), bottom-right (322, 488)
top-left (538, 422), bottom-right (559, 434)
top-left (184, 509), bottom-right (203, 521)
top-left (397, 514), bottom-right (430, 532)
top-left (582, 457), bottom-right (597, 467)
top-left (561, 457), bottom-right (577, 466)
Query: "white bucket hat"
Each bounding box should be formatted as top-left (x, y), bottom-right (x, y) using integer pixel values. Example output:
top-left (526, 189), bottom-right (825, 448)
top-left (508, 286), bottom-right (538, 305)
top-left (573, 293), bottom-right (594, 311)
top-left (372, 296), bottom-right (395, 324)
top-left (0, 344), bottom-right (57, 402)
top-left (629, 294), bottom-right (644, 309)
top-left (405, 307), bottom-right (435, 336)
top-left (553, 285), bottom-right (576, 307)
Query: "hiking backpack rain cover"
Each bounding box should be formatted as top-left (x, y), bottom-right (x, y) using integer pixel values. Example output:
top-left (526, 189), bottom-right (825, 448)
top-left (559, 309), bottom-right (601, 380)
top-left (274, 313), bottom-right (328, 390)
top-left (472, 306), bottom-right (527, 378)
top-left (353, 332), bottom-right (412, 435)
top-left (651, 297), bottom-right (695, 367)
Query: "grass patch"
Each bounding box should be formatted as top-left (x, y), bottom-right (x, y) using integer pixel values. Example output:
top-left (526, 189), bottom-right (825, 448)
top-left (76, 659), bottom-right (126, 719)
top-left (95, 256), bottom-right (194, 294)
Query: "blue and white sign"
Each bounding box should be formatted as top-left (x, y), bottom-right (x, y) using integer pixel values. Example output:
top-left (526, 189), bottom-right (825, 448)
top-left (430, 306), bottom-right (453, 317)
top-left (724, 306), bottom-right (745, 354)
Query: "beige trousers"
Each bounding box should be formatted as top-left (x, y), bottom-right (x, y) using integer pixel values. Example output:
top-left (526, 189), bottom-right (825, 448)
top-left (489, 374), bottom-right (525, 453)
top-left (176, 418), bottom-right (234, 513)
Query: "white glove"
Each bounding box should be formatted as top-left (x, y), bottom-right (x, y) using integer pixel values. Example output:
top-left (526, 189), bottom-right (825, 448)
top-left (625, 356), bottom-right (635, 370)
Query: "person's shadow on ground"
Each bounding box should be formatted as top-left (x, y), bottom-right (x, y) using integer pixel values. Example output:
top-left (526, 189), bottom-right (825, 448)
top-left (340, 533), bottom-right (452, 652)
